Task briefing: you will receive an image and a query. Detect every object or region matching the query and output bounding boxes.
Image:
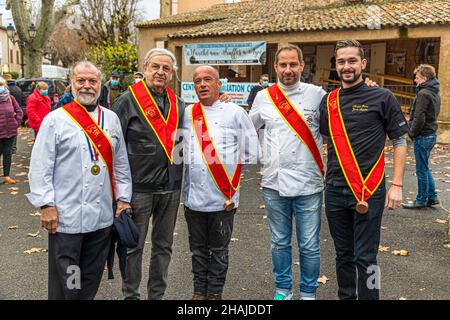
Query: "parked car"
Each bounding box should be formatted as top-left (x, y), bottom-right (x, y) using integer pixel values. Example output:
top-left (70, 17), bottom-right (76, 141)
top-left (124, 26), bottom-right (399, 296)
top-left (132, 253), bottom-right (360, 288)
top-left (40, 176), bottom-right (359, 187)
top-left (16, 78), bottom-right (69, 119)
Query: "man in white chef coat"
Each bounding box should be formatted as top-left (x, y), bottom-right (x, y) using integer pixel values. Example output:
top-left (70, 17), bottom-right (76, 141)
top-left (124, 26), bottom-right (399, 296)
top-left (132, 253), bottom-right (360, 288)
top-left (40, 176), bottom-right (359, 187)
top-left (26, 61), bottom-right (132, 300)
top-left (182, 65), bottom-right (258, 300)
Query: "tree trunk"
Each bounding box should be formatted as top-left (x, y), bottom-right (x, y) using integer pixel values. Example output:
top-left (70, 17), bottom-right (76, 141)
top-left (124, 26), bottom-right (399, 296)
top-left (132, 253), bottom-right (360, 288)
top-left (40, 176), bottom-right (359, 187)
top-left (9, 0), bottom-right (79, 77)
top-left (23, 46), bottom-right (44, 77)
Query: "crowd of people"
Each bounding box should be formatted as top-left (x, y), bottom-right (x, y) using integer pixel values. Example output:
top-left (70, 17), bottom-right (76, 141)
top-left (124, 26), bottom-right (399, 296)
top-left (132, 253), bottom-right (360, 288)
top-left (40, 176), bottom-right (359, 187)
top-left (0, 38), bottom-right (441, 301)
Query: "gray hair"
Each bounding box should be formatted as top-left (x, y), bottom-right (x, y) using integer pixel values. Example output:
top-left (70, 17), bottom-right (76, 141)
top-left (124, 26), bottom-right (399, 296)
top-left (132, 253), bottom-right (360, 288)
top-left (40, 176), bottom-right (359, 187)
top-left (70, 61), bottom-right (102, 79)
top-left (143, 48), bottom-right (178, 72)
top-left (0, 77), bottom-right (6, 86)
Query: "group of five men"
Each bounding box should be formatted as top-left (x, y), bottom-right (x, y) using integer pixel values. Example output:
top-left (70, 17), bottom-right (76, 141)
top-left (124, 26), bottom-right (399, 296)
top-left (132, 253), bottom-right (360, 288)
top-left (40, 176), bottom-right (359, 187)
top-left (27, 39), bottom-right (408, 300)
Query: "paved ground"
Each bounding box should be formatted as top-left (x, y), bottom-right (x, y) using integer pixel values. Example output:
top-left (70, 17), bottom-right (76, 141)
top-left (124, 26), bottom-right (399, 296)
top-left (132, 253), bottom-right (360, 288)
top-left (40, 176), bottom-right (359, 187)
top-left (0, 127), bottom-right (449, 300)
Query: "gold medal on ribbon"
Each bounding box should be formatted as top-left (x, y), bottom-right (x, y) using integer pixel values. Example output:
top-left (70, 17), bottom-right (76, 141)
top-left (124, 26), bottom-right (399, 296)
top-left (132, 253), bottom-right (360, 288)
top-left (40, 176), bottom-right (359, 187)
top-left (91, 164), bottom-right (101, 176)
top-left (355, 188), bottom-right (369, 215)
top-left (223, 199), bottom-right (235, 212)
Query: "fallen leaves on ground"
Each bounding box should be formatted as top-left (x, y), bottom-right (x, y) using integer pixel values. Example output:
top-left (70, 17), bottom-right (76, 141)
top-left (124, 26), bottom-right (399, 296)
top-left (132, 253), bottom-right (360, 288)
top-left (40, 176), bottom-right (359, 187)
top-left (435, 219), bottom-right (448, 225)
top-left (444, 243), bottom-right (450, 249)
top-left (379, 245), bottom-right (390, 252)
top-left (27, 231), bottom-right (40, 238)
top-left (258, 204), bottom-right (266, 209)
top-left (15, 172), bottom-right (28, 177)
top-left (381, 226), bottom-right (387, 230)
top-left (392, 249), bottom-right (409, 256)
top-left (230, 238), bottom-right (239, 242)
top-left (8, 225), bottom-right (19, 230)
top-left (24, 248), bottom-right (47, 254)
top-left (399, 297), bottom-right (408, 300)
top-left (8, 187), bottom-right (19, 191)
top-left (317, 275), bottom-right (329, 284)
top-left (10, 192), bottom-right (18, 195)
top-left (30, 212), bottom-right (41, 217)
top-left (293, 262), bottom-right (300, 266)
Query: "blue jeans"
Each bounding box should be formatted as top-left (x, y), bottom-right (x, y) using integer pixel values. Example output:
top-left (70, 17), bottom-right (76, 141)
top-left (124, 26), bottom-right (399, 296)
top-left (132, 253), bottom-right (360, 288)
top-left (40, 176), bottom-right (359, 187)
top-left (262, 188), bottom-right (322, 297)
top-left (325, 183), bottom-right (385, 300)
top-left (413, 134), bottom-right (437, 203)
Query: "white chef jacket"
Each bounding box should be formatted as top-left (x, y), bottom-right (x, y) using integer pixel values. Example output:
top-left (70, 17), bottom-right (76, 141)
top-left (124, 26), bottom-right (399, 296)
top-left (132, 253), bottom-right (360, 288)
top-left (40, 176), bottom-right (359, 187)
top-left (250, 81), bottom-right (326, 197)
top-left (183, 100), bottom-right (258, 212)
top-left (26, 106), bottom-right (132, 234)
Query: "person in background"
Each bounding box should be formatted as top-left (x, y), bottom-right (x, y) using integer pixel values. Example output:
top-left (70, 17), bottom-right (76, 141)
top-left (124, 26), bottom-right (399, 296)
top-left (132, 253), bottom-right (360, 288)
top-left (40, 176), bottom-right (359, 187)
top-left (26, 81), bottom-right (51, 137)
top-left (247, 74), bottom-right (269, 109)
top-left (54, 84), bottom-right (74, 110)
top-left (134, 72), bottom-right (144, 83)
top-left (4, 73), bottom-right (24, 154)
top-left (0, 76), bottom-right (23, 184)
top-left (403, 64), bottom-right (441, 209)
top-left (99, 71), bottom-right (125, 108)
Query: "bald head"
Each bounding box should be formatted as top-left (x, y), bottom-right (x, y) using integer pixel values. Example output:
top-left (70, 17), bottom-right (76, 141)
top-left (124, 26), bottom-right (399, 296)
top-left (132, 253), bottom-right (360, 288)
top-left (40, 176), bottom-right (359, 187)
top-left (193, 65), bottom-right (220, 81)
top-left (193, 65), bottom-right (222, 106)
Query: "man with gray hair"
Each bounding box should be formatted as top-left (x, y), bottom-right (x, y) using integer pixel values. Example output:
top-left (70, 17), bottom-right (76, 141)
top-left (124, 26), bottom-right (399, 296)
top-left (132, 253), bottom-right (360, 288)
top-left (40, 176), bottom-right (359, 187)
top-left (26, 61), bottom-right (132, 300)
top-left (111, 48), bottom-right (184, 300)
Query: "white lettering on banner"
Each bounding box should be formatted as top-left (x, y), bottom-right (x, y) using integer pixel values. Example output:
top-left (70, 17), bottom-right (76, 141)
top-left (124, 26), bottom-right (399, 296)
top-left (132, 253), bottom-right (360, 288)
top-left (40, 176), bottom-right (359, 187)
top-left (182, 82), bottom-right (271, 106)
top-left (183, 41), bottom-right (267, 65)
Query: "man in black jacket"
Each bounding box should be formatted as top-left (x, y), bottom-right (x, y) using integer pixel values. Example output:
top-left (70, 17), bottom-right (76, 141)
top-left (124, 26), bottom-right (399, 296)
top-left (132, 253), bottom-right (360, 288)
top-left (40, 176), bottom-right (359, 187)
top-left (247, 74), bottom-right (269, 109)
top-left (4, 74), bottom-right (23, 154)
top-left (111, 48), bottom-right (184, 300)
top-left (403, 64), bottom-right (441, 209)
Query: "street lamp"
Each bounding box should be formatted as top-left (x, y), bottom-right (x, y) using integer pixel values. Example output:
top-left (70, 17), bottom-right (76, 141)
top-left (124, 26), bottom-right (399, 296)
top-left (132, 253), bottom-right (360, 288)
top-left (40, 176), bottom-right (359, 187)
top-left (6, 23), bottom-right (37, 78)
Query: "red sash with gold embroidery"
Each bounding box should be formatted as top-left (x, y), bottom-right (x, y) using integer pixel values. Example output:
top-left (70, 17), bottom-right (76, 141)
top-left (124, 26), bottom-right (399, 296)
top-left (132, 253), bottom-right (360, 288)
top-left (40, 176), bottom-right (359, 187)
top-left (327, 88), bottom-right (385, 203)
top-left (267, 84), bottom-right (324, 177)
top-left (191, 103), bottom-right (241, 201)
top-left (62, 100), bottom-right (115, 199)
top-left (129, 81), bottom-right (179, 163)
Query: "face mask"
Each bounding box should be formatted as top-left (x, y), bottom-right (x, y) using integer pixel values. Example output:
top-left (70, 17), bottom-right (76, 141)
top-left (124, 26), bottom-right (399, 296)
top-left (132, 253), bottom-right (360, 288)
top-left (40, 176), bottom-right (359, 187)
top-left (41, 90), bottom-right (48, 96)
top-left (111, 80), bottom-right (120, 86)
top-left (0, 87), bottom-right (6, 94)
top-left (262, 81), bottom-right (269, 88)
top-left (134, 78), bottom-right (142, 84)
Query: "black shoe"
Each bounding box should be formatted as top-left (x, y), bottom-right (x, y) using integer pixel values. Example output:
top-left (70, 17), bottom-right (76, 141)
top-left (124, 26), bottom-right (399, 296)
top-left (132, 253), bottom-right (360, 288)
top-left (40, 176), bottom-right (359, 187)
top-left (427, 198), bottom-right (440, 206)
top-left (402, 201), bottom-right (427, 209)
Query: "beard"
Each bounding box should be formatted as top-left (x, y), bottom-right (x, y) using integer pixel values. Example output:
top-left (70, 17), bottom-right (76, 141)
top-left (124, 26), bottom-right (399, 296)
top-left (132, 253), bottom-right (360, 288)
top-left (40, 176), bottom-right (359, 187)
top-left (338, 69), bottom-right (362, 85)
top-left (279, 73), bottom-right (300, 85)
top-left (73, 88), bottom-right (100, 106)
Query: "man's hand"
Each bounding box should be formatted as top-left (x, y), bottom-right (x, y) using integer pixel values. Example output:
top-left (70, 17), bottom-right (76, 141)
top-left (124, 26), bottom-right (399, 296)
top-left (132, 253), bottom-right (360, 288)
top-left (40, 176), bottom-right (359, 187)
top-left (385, 185), bottom-right (402, 210)
top-left (41, 207), bottom-right (58, 234)
top-left (116, 200), bottom-right (131, 218)
top-left (219, 92), bottom-right (232, 103)
top-left (364, 77), bottom-right (379, 87)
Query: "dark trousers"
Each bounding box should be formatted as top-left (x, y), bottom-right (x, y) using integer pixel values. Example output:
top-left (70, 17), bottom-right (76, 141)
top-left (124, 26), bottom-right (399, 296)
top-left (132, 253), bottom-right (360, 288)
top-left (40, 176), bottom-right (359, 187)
top-left (0, 137), bottom-right (14, 176)
top-left (184, 206), bottom-right (235, 296)
top-left (325, 183), bottom-right (385, 300)
top-left (122, 190), bottom-right (180, 300)
top-left (48, 226), bottom-right (112, 300)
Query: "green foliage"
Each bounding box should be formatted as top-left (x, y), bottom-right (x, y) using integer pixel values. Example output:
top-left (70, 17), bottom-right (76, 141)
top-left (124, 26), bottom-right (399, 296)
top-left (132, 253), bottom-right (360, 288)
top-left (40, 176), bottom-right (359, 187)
top-left (87, 40), bottom-right (138, 83)
top-left (9, 72), bottom-right (20, 80)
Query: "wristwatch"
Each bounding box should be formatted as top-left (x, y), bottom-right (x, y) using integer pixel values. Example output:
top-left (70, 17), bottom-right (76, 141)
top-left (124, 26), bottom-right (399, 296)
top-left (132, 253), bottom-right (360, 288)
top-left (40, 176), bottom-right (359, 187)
top-left (40, 205), bottom-right (53, 210)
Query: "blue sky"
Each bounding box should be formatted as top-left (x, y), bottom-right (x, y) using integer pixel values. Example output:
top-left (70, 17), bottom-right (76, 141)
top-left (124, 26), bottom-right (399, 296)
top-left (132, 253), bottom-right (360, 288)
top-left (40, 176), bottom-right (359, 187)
top-left (0, 0), bottom-right (160, 27)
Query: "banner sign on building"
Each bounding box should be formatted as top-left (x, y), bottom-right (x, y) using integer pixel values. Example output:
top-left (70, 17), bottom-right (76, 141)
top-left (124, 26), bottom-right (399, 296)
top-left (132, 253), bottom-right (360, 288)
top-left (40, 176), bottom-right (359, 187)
top-left (182, 81), bottom-right (270, 106)
top-left (183, 41), bottom-right (267, 65)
